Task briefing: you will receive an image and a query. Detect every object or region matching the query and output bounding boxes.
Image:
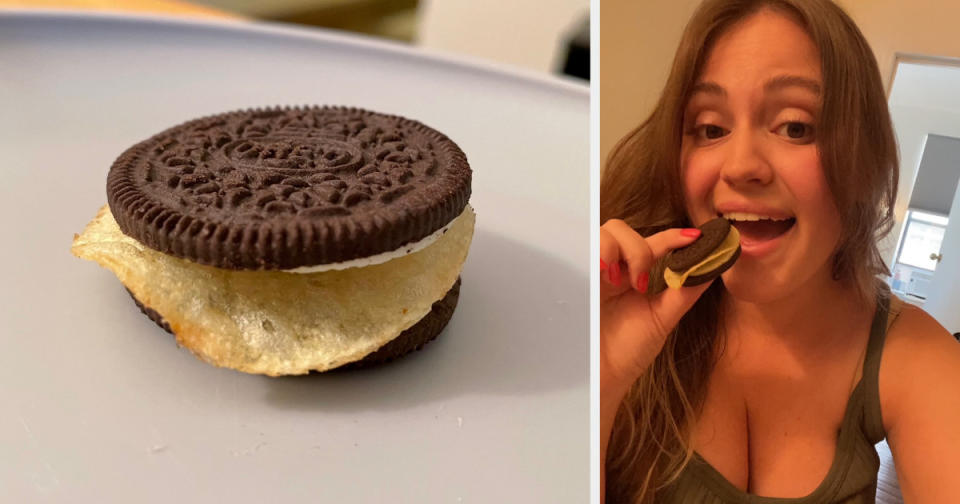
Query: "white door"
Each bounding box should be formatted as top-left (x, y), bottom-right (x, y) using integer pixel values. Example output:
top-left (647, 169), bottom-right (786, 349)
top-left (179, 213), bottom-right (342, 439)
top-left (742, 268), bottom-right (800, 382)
top-left (921, 179), bottom-right (960, 335)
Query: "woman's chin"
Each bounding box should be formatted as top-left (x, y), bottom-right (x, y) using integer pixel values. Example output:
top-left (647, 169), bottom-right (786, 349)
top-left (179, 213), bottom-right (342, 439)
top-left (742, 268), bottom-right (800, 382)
top-left (719, 266), bottom-right (790, 304)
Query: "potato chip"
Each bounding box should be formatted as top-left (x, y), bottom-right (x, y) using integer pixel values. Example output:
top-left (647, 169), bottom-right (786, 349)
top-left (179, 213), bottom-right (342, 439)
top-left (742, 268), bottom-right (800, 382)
top-left (72, 205), bottom-right (475, 375)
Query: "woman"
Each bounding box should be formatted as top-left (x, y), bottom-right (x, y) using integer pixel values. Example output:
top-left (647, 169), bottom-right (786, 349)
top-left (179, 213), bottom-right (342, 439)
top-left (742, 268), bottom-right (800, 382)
top-left (600, 0), bottom-right (960, 502)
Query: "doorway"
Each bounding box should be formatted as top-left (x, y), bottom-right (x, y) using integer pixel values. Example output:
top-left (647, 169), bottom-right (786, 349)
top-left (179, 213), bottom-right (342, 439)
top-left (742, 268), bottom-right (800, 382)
top-left (885, 57), bottom-right (960, 335)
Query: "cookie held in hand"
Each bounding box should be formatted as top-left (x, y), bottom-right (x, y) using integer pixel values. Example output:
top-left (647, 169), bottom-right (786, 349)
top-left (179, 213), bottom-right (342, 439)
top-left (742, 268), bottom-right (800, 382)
top-left (663, 218), bottom-right (740, 288)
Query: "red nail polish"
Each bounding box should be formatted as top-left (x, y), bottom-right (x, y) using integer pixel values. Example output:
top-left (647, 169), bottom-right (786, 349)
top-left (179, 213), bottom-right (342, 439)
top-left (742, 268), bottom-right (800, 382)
top-left (681, 228), bottom-right (701, 238)
top-left (610, 261), bottom-right (621, 286)
top-left (637, 272), bottom-right (649, 293)
top-left (600, 258), bottom-right (608, 271)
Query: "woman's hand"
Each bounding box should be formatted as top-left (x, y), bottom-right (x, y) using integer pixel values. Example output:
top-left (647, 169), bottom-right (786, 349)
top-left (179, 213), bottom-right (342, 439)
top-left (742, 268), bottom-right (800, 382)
top-left (599, 219), bottom-right (716, 498)
top-left (599, 219), bottom-right (714, 401)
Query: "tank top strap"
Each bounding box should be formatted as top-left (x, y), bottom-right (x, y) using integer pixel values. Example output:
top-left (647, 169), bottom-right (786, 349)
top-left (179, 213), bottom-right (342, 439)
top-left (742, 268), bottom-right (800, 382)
top-left (860, 283), bottom-right (901, 444)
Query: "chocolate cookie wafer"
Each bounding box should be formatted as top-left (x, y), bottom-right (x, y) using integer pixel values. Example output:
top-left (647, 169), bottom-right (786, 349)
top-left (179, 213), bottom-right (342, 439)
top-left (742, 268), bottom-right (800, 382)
top-left (72, 106), bottom-right (474, 376)
top-left (664, 218), bottom-right (740, 288)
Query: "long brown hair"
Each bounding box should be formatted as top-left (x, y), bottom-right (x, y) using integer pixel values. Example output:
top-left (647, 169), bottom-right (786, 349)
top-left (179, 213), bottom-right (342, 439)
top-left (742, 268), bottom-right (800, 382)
top-left (601, 1), bottom-right (898, 502)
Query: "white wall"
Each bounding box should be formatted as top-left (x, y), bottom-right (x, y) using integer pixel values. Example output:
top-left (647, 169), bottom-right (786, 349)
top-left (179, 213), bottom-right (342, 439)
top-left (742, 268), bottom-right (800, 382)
top-left (188, 0), bottom-right (589, 74)
top-left (598, 0), bottom-right (699, 164)
top-left (417, 0), bottom-right (589, 74)
top-left (835, 0), bottom-right (960, 92)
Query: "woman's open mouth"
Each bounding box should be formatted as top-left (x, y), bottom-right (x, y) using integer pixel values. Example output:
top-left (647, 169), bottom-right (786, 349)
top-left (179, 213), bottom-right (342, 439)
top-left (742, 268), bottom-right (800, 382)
top-left (719, 212), bottom-right (797, 253)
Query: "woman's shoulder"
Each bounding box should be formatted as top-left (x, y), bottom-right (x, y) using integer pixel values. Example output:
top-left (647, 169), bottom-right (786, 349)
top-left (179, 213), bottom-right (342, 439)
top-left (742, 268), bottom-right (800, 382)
top-left (879, 295), bottom-right (959, 435)
top-left (878, 296), bottom-right (960, 502)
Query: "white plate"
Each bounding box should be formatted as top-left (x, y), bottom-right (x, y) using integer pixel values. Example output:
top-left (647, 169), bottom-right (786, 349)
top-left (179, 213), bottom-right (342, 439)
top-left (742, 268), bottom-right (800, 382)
top-left (0, 10), bottom-right (588, 503)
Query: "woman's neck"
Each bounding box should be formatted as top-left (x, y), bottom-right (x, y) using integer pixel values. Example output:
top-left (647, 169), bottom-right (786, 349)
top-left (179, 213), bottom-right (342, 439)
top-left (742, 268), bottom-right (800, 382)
top-left (722, 266), bottom-right (873, 354)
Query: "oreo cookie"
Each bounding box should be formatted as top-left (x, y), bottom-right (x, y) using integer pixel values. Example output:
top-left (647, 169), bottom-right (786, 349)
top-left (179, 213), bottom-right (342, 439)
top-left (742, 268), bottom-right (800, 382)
top-left (106, 106), bottom-right (470, 270)
top-left (664, 218), bottom-right (740, 288)
top-left (73, 106), bottom-right (475, 375)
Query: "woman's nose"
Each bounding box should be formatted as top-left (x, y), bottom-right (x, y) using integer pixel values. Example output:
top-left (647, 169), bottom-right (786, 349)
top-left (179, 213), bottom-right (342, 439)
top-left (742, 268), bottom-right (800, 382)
top-left (720, 129), bottom-right (774, 188)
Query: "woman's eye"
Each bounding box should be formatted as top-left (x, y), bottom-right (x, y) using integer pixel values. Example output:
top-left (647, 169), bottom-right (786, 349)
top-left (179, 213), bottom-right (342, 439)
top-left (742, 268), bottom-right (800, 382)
top-left (696, 124), bottom-right (727, 140)
top-left (776, 121), bottom-right (814, 141)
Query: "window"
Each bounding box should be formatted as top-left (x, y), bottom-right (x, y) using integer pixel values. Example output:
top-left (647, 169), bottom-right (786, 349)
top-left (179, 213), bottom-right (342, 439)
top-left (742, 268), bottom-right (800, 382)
top-left (895, 210), bottom-right (949, 271)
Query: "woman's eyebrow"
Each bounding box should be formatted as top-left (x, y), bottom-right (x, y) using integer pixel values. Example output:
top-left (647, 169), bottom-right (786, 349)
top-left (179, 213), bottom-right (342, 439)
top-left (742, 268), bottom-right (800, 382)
top-left (689, 81), bottom-right (726, 99)
top-left (764, 74), bottom-right (821, 96)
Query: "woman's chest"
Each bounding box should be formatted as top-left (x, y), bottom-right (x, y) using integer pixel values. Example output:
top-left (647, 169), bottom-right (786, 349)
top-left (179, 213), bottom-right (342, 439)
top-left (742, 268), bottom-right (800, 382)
top-left (693, 345), bottom-right (864, 498)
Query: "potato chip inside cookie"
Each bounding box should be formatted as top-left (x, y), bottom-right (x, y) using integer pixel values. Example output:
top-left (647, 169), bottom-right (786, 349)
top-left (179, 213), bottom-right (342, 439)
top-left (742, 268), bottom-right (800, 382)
top-left (72, 205), bottom-right (475, 375)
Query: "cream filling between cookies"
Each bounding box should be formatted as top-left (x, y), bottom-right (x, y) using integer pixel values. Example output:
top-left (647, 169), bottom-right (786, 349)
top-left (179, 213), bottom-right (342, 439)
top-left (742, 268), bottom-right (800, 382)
top-left (71, 205), bottom-right (475, 376)
top-left (663, 226), bottom-right (740, 289)
top-left (283, 207), bottom-right (470, 273)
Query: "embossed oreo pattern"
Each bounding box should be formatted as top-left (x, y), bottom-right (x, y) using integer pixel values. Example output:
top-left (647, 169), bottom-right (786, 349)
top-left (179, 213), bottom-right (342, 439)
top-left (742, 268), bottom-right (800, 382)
top-left (107, 106), bottom-right (471, 269)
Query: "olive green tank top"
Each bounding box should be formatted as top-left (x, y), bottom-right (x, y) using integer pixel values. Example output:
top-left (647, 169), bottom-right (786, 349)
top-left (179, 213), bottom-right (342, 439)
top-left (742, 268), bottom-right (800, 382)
top-left (660, 288), bottom-right (903, 504)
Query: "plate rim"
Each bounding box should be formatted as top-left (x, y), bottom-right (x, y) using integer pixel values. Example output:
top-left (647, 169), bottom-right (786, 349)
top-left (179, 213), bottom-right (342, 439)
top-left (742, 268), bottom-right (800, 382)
top-left (0, 7), bottom-right (589, 99)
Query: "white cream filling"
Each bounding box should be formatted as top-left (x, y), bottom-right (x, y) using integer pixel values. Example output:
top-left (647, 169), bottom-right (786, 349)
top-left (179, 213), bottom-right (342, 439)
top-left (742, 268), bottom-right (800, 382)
top-left (283, 205), bottom-right (472, 273)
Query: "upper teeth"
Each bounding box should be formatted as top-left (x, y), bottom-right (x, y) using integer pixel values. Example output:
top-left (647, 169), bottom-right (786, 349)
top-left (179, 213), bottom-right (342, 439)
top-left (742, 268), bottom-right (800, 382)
top-left (722, 212), bottom-right (791, 222)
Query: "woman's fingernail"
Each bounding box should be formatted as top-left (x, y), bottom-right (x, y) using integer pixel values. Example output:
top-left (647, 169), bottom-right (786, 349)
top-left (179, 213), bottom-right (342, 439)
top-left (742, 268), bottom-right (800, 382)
top-left (637, 272), bottom-right (649, 293)
top-left (610, 261), bottom-right (621, 286)
top-left (681, 228), bottom-right (701, 238)
top-left (600, 258), bottom-right (608, 271)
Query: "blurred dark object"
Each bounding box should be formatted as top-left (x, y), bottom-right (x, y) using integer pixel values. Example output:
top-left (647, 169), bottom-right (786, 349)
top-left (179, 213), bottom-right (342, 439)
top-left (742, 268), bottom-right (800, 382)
top-left (560, 14), bottom-right (589, 81)
top-left (270, 0), bottom-right (418, 42)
